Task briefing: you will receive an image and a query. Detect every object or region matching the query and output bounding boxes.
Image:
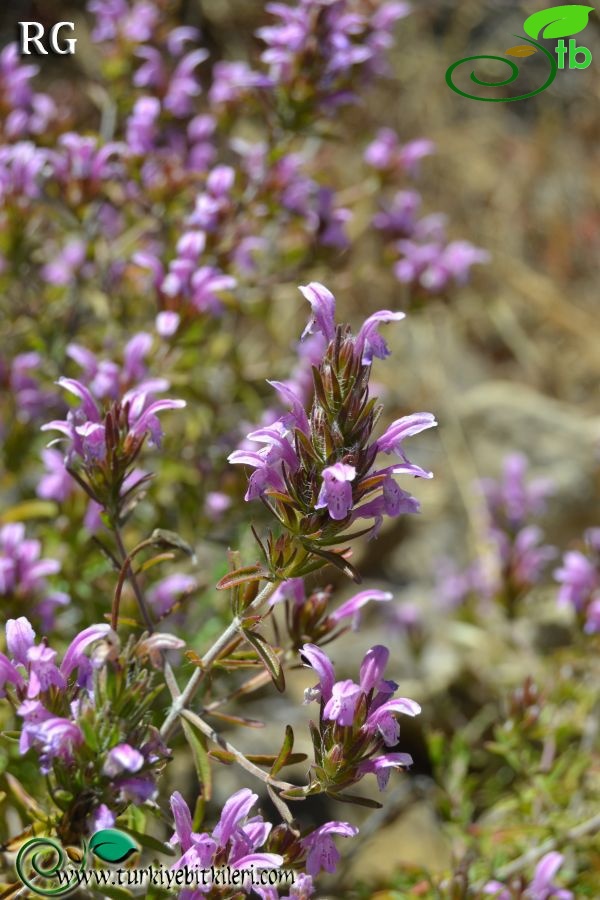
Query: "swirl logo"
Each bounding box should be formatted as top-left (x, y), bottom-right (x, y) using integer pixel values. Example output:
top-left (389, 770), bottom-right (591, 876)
top-left (446, 5), bottom-right (595, 102)
top-left (15, 837), bottom-right (83, 897)
top-left (14, 829), bottom-right (139, 896)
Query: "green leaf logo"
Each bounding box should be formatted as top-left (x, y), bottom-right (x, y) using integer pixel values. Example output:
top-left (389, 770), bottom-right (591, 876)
top-left (523, 5), bottom-right (594, 40)
top-left (89, 829), bottom-right (139, 864)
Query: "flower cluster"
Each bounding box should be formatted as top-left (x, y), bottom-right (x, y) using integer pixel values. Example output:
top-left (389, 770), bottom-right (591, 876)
top-left (41, 347), bottom-right (185, 519)
top-left (0, 616), bottom-right (176, 841)
top-left (258, 1), bottom-right (410, 113)
top-left (170, 787), bottom-right (357, 897)
top-left (0, 43), bottom-right (58, 140)
top-left (230, 282), bottom-right (436, 579)
top-left (484, 851), bottom-right (573, 900)
top-left (365, 127), bottom-right (489, 298)
top-left (300, 643), bottom-right (420, 795)
top-left (0, 523), bottom-right (68, 629)
top-left (436, 453), bottom-right (555, 616)
top-left (554, 527), bottom-right (600, 634)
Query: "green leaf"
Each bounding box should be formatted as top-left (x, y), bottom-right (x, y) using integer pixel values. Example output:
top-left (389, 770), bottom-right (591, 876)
top-left (150, 529), bottom-right (195, 557)
top-left (242, 629), bottom-right (285, 692)
top-left (0, 500), bottom-right (58, 523)
top-left (270, 725), bottom-right (294, 777)
top-left (89, 829), bottom-right (139, 864)
top-left (216, 564), bottom-right (267, 591)
top-left (523, 5), bottom-right (594, 39)
top-left (181, 715), bottom-right (213, 802)
top-left (326, 790), bottom-right (383, 809)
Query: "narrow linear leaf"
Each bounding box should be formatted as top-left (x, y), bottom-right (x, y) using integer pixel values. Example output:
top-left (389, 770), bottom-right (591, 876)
top-left (326, 791), bottom-right (383, 809)
top-left (150, 529), bottom-right (195, 557)
top-left (207, 709), bottom-right (265, 728)
top-left (181, 717), bottom-right (213, 801)
top-left (271, 725), bottom-right (295, 777)
top-left (0, 501), bottom-right (58, 523)
top-left (216, 564), bottom-right (267, 591)
top-left (208, 748), bottom-right (235, 765)
top-left (138, 552), bottom-right (176, 572)
top-left (242, 629), bottom-right (285, 692)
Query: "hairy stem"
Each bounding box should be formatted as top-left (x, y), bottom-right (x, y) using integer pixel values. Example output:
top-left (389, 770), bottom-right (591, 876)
top-left (182, 709), bottom-right (296, 793)
top-left (160, 579), bottom-right (280, 740)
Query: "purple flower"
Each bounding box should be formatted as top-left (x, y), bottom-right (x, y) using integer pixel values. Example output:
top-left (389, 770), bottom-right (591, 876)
top-left (147, 574), bottom-right (196, 616)
top-left (156, 310), bottom-right (181, 338)
top-left (300, 282), bottom-right (336, 342)
top-left (6, 617), bottom-right (36, 666)
top-left (484, 850), bottom-right (573, 900)
top-left (329, 588), bottom-right (392, 629)
top-left (164, 49), bottom-right (209, 118)
top-left (373, 189), bottom-right (421, 237)
top-left (43, 377), bottom-right (185, 467)
top-left (528, 852), bottom-right (573, 899)
top-left (169, 789), bottom-right (283, 881)
top-left (301, 642), bottom-right (420, 787)
top-left (398, 138), bottom-right (435, 176)
top-left (103, 743), bottom-right (145, 777)
top-left (584, 597), bottom-right (600, 634)
top-left (26, 645), bottom-right (65, 697)
top-left (315, 462), bottom-right (356, 520)
top-left (41, 239), bottom-right (87, 287)
top-left (229, 420), bottom-right (298, 501)
top-left (395, 238), bottom-right (489, 292)
top-left (481, 453), bottom-right (553, 529)
top-left (364, 695), bottom-right (421, 746)
top-left (270, 577), bottom-right (306, 608)
top-left (507, 525), bottom-right (556, 591)
top-left (365, 130), bottom-right (434, 175)
top-left (376, 412), bottom-right (437, 475)
top-left (90, 804), bottom-right (116, 832)
top-left (323, 680), bottom-right (362, 726)
top-left (302, 821), bottom-right (358, 876)
top-left (354, 310), bottom-right (406, 365)
top-left (300, 644), bottom-right (336, 703)
top-left (0, 652), bottom-right (24, 697)
top-left (0, 524), bottom-right (68, 627)
top-left (358, 752), bottom-right (413, 790)
top-left (25, 716), bottom-right (84, 773)
top-left (61, 623), bottom-right (113, 685)
top-left (555, 550), bottom-right (596, 611)
top-left (359, 644), bottom-right (390, 694)
top-left (209, 61), bottom-right (272, 105)
top-left (126, 96), bottom-right (161, 154)
top-left (37, 448), bottom-right (76, 502)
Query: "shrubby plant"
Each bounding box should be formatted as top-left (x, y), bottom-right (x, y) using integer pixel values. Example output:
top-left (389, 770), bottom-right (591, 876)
top-left (0, 1), bottom-right (597, 898)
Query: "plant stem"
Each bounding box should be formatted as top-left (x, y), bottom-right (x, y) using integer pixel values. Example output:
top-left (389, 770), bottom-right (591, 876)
top-left (160, 579), bottom-right (280, 740)
top-left (181, 709), bottom-right (296, 792)
top-left (112, 525), bottom-right (154, 632)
